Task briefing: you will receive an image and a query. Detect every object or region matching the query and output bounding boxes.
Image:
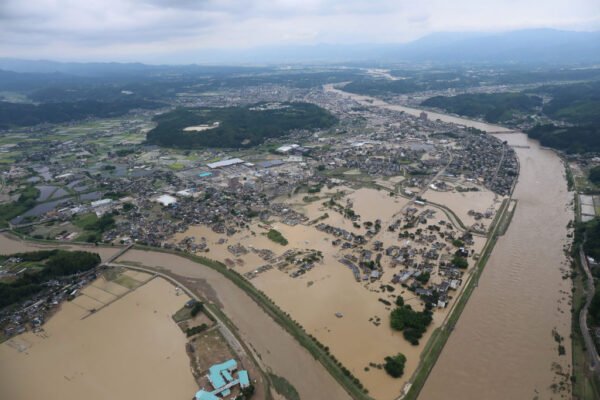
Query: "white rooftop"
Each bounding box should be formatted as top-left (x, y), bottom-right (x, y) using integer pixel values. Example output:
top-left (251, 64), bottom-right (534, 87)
top-left (156, 194), bottom-right (177, 206)
top-left (207, 158), bottom-right (244, 169)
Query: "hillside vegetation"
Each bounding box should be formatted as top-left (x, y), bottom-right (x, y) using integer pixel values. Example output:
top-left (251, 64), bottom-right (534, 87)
top-left (421, 92), bottom-right (542, 123)
top-left (146, 102), bottom-right (337, 148)
top-left (0, 99), bottom-right (162, 129)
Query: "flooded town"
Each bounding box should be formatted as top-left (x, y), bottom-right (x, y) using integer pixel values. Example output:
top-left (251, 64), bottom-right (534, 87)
top-left (1, 23), bottom-right (599, 400)
top-left (0, 74), bottom-right (554, 400)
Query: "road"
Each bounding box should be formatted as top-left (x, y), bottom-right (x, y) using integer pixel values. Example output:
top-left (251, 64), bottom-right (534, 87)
top-left (578, 241), bottom-right (600, 372)
top-left (489, 146), bottom-right (506, 187)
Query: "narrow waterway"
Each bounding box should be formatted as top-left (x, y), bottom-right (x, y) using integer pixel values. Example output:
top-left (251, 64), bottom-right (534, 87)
top-left (326, 85), bottom-right (573, 399)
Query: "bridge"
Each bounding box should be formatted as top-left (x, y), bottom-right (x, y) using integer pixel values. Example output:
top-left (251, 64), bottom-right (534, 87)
top-left (488, 130), bottom-right (522, 134)
top-left (102, 243), bottom-right (133, 265)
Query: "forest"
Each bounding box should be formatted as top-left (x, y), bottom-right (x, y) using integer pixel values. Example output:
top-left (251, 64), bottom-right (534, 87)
top-left (146, 102), bottom-right (337, 148)
top-left (421, 92), bottom-right (542, 123)
top-left (0, 99), bottom-right (163, 129)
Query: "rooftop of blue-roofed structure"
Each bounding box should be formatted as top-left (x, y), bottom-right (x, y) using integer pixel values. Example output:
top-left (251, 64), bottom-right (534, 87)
top-left (195, 359), bottom-right (250, 400)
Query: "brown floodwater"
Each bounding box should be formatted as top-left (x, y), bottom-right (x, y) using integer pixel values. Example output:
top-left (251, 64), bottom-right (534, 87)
top-left (0, 87), bottom-right (573, 398)
top-left (328, 86), bottom-right (573, 399)
top-left (171, 191), bottom-right (486, 399)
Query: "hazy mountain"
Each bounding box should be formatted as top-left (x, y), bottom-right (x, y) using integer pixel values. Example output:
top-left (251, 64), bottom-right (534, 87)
top-left (392, 29), bottom-right (600, 64)
top-left (1, 29), bottom-right (599, 69)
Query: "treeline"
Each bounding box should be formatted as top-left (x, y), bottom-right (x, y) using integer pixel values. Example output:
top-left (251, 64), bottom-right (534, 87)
top-left (530, 81), bottom-right (600, 125)
top-left (523, 81), bottom-right (600, 153)
top-left (0, 250), bottom-right (101, 308)
top-left (579, 219), bottom-right (600, 325)
top-left (267, 229), bottom-right (288, 246)
top-left (0, 99), bottom-right (162, 129)
top-left (146, 102), bottom-right (337, 148)
top-left (421, 93), bottom-right (542, 123)
top-left (79, 214), bottom-right (116, 243)
top-left (342, 76), bottom-right (478, 96)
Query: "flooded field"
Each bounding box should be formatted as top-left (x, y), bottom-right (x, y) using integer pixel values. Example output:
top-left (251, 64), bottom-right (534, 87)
top-left (424, 188), bottom-right (503, 228)
top-left (0, 277), bottom-right (198, 400)
top-left (347, 187), bottom-right (405, 222)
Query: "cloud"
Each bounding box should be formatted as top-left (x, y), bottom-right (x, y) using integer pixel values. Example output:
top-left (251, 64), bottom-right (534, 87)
top-left (0, 0), bottom-right (599, 62)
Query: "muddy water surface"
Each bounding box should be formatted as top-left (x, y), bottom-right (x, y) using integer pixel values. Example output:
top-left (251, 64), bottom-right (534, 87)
top-left (0, 278), bottom-right (197, 400)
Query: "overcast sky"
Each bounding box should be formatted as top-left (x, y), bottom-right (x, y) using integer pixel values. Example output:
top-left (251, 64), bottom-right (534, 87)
top-left (1, 0), bottom-right (599, 63)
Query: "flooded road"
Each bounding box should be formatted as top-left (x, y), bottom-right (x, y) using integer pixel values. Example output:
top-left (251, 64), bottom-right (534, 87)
top-left (326, 85), bottom-right (572, 399)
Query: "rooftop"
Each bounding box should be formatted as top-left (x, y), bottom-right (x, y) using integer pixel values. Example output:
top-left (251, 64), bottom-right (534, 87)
top-left (207, 158), bottom-right (244, 169)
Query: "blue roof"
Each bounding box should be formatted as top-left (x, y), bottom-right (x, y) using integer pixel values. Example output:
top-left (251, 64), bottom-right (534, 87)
top-left (198, 172), bottom-right (212, 177)
top-left (195, 390), bottom-right (219, 400)
top-left (222, 369), bottom-right (233, 382)
top-left (239, 370), bottom-right (249, 386)
top-left (208, 359), bottom-right (237, 390)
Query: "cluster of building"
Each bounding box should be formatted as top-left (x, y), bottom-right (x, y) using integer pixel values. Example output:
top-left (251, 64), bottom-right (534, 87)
top-left (195, 359), bottom-right (250, 400)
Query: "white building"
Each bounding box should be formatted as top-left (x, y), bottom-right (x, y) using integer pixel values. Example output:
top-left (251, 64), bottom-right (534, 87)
top-left (206, 158), bottom-right (244, 169)
top-left (156, 194), bottom-right (177, 206)
top-left (276, 144), bottom-right (299, 154)
top-left (176, 189), bottom-right (193, 197)
top-left (91, 199), bottom-right (112, 208)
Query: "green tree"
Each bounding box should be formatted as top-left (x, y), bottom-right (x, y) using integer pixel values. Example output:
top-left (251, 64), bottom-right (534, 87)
top-left (384, 353), bottom-right (407, 378)
top-left (452, 255), bottom-right (468, 269)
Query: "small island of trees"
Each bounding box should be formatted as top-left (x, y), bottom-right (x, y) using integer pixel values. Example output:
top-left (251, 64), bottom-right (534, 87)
top-left (384, 353), bottom-right (407, 378)
top-left (267, 229), bottom-right (289, 246)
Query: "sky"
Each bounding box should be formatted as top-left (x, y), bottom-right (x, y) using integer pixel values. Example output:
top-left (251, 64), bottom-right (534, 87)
top-left (1, 0), bottom-right (599, 63)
